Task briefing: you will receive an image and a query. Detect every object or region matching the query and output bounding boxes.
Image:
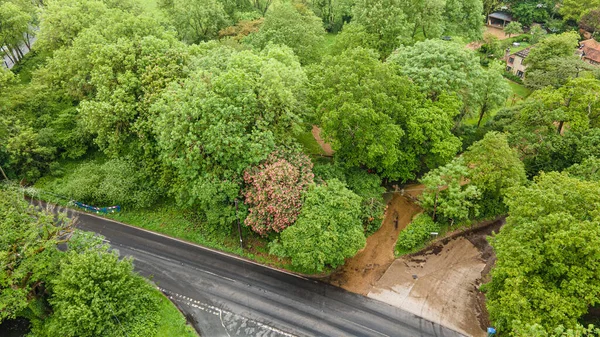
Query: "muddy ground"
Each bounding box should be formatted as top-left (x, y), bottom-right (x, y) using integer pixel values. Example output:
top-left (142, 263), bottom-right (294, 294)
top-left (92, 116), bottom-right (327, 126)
top-left (368, 219), bottom-right (504, 336)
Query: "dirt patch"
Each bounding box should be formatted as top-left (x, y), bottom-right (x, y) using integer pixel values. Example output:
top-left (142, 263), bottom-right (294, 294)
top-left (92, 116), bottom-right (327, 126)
top-left (368, 219), bottom-right (504, 337)
top-left (484, 25), bottom-right (515, 40)
top-left (325, 193), bottom-right (422, 294)
top-left (311, 125), bottom-right (334, 156)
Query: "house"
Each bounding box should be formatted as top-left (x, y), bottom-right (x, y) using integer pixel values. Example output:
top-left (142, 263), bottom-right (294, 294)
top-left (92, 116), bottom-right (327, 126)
top-left (579, 39), bottom-right (600, 66)
top-left (506, 47), bottom-right (531, 78)
top-left (487, 12), bottom-right (513, 28)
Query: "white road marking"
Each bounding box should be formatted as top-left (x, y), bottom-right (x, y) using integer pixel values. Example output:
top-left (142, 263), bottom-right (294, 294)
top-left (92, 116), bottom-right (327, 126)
top-left (158, 287), bottom-right (297, 337)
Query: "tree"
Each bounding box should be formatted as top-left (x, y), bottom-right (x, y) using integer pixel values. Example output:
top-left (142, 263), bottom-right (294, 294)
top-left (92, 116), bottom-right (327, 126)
top-left (0, 188), bottom-right (75, 321)
top-left (270, 179), bottom-right (365, 273)
top-left (471, 61), bottom-right (510, 127)
top-left (243, 149), bottom-right (314, 236)
top-left (307, 0), bottom-right (353, 32)
top-left (560, 0), bottom-right (600, 22)
top-left (483, 172), bottom-right (600, 334)
top-left (580, 9), bottom-right (600, 37)
top-left (162, 0), bottom-right (230, 44)
top-left (329, 23), bottom-right (379, 56)
top-left (418, 157), bottom-right (480, 224)
top-left (0, 1), bottom-right (34, 64)
top-left (309, 47), bottom-right (461, 181)
top-left (152, 44), bottom-right (308, 228)
top-left (43, 250), bottom-right (159, 337)
top-left (443, 0), bottom-right (483, 40)
top-left (565, 156), bottom-right (600, 182)
top-left (529, 24), bottom-right (547, 44)
top-left (504, 21), bottom-right (523, 37)
top-left (388, 39), bottom-right (483, 103)
top-left (351, 0), bottom-right (410, 57)
top-left (36, 0), bottom-right (108, 52)
top-left (245, 3), bottom-right (325, 64)
top-left (525, 31), bottom-right (579, 69)
top-left (463, 132), bottom-right (526, 216)
top-left (507, 0), bottom-right (556, 26)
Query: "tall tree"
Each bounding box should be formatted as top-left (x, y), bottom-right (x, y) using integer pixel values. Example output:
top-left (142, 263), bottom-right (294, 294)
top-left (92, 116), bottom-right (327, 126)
top-left (309, 47), bottom-right (461, 181)
top-left (560, 0), bottom-right (600, 22)
top-left (463, 132), bottom-right (526, 216)
top-left (351, 0), bottom-right (410, 57)
top-left (471, 61), bottom-right (510, 127)
top-left (504, 21), bottom-right (523, 37)
top-left (484, 172), bottom-right (600, 334)
top-left (270, 179), bottom-right (365, 273)
top-left (162, 0), bottom-right (231, 44)
top-left (152, 44), bottom-right (309, 227)
top-left (245, 3), bottom-right (325, 64)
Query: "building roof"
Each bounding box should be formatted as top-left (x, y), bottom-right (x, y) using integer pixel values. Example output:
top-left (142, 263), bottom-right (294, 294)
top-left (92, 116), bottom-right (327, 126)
top-left (580, 39), bottom-right (600, 63)
top-left (488, 12), bottom-right (513, 22)
top-left (512, 47), bottom-right (532, 59)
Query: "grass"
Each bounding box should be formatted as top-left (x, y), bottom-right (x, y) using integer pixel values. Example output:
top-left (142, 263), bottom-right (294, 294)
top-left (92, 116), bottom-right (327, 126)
top-left (507, 80), bottom-right (531, 99)
top-left (295, 129), bottom-right (325, 155)
top-left (153, 289), bottom-right (198, 337)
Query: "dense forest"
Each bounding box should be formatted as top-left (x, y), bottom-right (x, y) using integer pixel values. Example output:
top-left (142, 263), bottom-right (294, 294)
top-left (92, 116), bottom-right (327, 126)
top-left (2, 0), bottom-right (600, 335)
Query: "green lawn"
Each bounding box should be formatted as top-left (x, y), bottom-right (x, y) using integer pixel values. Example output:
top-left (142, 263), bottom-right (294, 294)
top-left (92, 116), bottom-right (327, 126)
top-left (154, 289), bottom-right (198, 337)
top-left (507, 80), bottom-right (531, 99)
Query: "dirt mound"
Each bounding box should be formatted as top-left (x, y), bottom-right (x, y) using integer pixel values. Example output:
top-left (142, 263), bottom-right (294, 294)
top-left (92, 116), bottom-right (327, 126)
top-left (325, 194), bottom-right (422, 295)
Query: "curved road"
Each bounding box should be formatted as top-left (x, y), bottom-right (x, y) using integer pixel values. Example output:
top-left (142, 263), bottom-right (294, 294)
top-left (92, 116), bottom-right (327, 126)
top-left (42, 202), bottom-right (465, 337)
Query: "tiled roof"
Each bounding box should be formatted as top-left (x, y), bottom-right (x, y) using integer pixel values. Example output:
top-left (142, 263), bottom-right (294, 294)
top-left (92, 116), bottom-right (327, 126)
top-left (580, 39), bottom-right (600, 63)
top-left (512, 47), bottom-right (531, 59)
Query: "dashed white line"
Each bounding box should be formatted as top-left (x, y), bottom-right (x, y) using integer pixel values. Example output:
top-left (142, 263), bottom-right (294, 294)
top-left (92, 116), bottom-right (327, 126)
top-left (158, 287), bottom-right (296, 337)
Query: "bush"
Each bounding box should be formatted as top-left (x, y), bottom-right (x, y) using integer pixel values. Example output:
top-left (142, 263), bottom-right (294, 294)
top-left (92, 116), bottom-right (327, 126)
top-left (345, 169), bottom-right (386, 235)
top-left (396, 214), bottom-right (440, 254)
top-left (503, 71), bottom-right (524, 84)
top-left (57, 158), bottom-right (159, 209)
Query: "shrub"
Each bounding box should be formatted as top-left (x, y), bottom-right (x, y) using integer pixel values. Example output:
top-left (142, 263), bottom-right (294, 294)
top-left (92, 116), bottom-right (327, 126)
top-left (396, 214), bottom-right (440, 253)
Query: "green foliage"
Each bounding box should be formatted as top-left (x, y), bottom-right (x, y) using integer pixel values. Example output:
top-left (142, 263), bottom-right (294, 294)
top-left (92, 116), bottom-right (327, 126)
top-left (418, 157), bottom-right (481, 224)
top-left (152, 43), bottom-right (308, 228)
top-left (53, 158), bottom-right (160, 208)
top-left (513, 323), bottom-right (600, 337)
top-left (345, 169), bottom-right (386, 234)
top-left (0, 187), bottom-right (74, 321)
top-left (560, 0), bottom-right (600, 22)
top-left (395, 213), bottom-right (440, 253)
top-left (504, 21), bottom-right (523, 37)
top-left (162, 0), bottom-right (231, 43)
top-left (484, 172), bottom-right (600, 334)
top-left (245, 3), bottom-right (326, 64)
top-left (306, 0), bottom-right (353, 32)
top-left (270, 179), bottom-right (365, 273)
top-left (309, 47), bottom-right (461, 181)
top-left (565, 156), bottom-right (600, 182)
top-left (463, 132), bottom-right (526, 216)
top-left (41, 250), bottom-right (159, 337)
top-left (388, 39), bottom-right (484, 107)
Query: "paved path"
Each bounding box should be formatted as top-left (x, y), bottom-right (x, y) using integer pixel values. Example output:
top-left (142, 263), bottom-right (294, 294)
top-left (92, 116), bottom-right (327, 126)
top-left (35, 201), bottom-right (465, 337)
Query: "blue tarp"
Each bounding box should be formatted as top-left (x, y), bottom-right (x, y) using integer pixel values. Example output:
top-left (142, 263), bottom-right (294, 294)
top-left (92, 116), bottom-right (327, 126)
top-left (73, 201), bottom-right (121, 214)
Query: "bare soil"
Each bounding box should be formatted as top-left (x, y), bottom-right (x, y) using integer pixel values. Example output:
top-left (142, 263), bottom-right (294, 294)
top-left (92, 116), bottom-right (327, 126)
top-left (368, 219), bottom-right (504, 337)
top-left (484, 25), bottom-right (514, 40)
top-left (325, 193), bottom-right (422, 295)
top-left (311, 125), bottom-right (334, 156)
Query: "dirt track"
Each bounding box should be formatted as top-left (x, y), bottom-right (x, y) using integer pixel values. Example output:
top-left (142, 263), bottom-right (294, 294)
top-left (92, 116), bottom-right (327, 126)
top-left (326, 193), bottom-right (422, 295)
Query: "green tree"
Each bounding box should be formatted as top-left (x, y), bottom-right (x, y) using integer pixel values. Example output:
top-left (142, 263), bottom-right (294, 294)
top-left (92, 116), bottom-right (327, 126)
top-left (43, 250), bottom-right (159, 337)
top-left (504, 21), bottom-right (523, 37)
top-left (484, 172), bottom-right (600, 334)
top-left (418, 157), bottom-right (480, 224)
top-left (329, 23), bottom-right (379, 56)
top-left (560, 0), bottom-right (600, 22)
top-left (565, 156), bottom-right (600, 181)
top-left (580, 9), bottom-right (600, 37)
top-left (529, 24), bottom-right (547, 44)
top-left (443, 0), bottom-right (483, 40)
top-left (471, 61), bottom-right (510, 127)
top-left (152, 44), bottom-right (308, 227)
top-left (309, 47), bottom-right (461, 181)
top-left (270, 179), bottom-right (366, 273)
top-left (388, 39), bottom-right (483, 102)
top-left (524, 31), bottom-right (579, 71)
top-left (36, 0), bottom-right (109, 52)
top-left (463, 132), bottom-right (526, 216)
top-left (162, 0), bottom-right (230, 43)
top-left (0, 0), bottom-right (34, 64)
top-left (307, 0), bottom-right (353, 32)
top-left (351, 0), bottom-right (409, 57)
top-left (0, 188), bottom-right (74, 321)
top-left (245, 3), bottom-right (325, 64)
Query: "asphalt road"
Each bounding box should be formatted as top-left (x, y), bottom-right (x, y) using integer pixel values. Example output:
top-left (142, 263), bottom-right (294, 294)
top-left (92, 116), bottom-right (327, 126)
top-left (37, 201), bottom-right (466, 337)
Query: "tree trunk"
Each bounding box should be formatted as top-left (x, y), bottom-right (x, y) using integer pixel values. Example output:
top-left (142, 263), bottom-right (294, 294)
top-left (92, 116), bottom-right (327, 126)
top-left (557, 120), bottom-right (564, 135)
top-left (477, 102), bottom-right (488, 128)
